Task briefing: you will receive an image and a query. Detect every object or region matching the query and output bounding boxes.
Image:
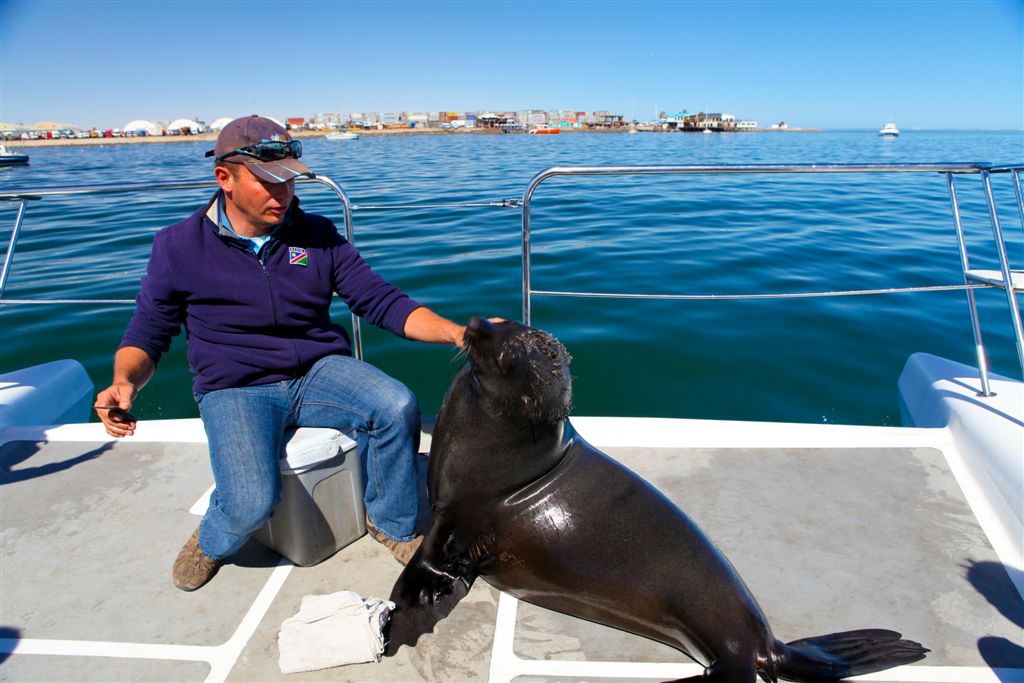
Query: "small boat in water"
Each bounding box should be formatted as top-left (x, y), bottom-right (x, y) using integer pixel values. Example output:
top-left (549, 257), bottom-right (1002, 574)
top-left (879, 122), bottom-right (899, 137)
top-left (0, 144), bottom-right (29, 165)
top-left (326, 130), bottom-right (359, 141)
top-left (528, 127), bottom-right (560, 135)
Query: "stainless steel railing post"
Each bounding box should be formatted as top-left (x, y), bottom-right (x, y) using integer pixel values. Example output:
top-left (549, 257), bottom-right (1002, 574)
top-left (0, 200), bottom-right (28, 300)
top-left (308, 175), bottom-right (362, 361)
top-left (946, 173), bottom-right (992, 395)
top-left (1012, 169), bottom-right (1024, 235)
top-left (521, 168), bottom-right (559, 326)
top-left (980, 170), bottom-right (1024, 377)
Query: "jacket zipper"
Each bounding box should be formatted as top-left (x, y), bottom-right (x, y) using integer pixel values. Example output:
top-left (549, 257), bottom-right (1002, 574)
top-left (257, 247), bottom-right (279, 327)
top-left (257, 242), bottom-right (303, 375)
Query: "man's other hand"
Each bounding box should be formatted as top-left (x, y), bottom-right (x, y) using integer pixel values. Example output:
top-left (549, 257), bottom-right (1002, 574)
top-left (95, 382), bottom-right (139, 438)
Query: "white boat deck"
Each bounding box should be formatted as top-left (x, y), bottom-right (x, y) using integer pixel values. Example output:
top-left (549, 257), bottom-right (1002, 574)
top-left (2, 413), bottom-right (1022, 682)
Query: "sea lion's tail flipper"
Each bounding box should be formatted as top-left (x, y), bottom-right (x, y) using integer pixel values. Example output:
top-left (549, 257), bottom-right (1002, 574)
top-left (774, 629), bottom-right (928, 681)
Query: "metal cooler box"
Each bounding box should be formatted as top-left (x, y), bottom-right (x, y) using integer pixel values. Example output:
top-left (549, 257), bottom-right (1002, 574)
top-left (253, 427), bottom-right (367, 566)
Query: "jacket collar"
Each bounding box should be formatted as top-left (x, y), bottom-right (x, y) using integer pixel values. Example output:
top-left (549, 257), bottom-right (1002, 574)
top-left (203, 190), bottom-right (299, 242)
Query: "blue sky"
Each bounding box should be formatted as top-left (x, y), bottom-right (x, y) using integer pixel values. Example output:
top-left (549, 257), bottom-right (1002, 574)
top-left (1, 0), bottom-right (1021, 129)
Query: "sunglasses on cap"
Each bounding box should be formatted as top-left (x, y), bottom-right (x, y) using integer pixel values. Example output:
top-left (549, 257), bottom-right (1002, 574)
top-left (205, 139), bottom-right (303, 163)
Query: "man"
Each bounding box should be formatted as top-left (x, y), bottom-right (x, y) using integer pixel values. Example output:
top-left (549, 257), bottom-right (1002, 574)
top-left (95, 115), bottom-right (466, 591)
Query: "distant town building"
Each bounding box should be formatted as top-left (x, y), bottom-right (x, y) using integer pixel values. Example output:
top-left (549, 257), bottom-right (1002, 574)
top-left (548, 111), bottom-right (579, 128)
top-left (516, 110), bottom-right (548, 128)
top-left (407, 112), bottom-right (430, 127)
top-left (345, 112), bottom-right (379, 127)
top-left (683, 113), bottom-right (736, 131)
top-left (380, 112), bottom-right (403, 127)
top-left (311, 113), bottom-right (347, 129)
top-left (587, 111), bottom-right (625, 127)
top-left (477, 113), bottom-right (515, 128)
top-left (660, 112), bottom-right (688, 129)
top-left (737, 121), bottom-right (758, 130)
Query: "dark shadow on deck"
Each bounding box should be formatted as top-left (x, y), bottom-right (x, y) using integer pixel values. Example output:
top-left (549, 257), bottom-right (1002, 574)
top-left (0, 440), bottom-right (114, 484)
top-left (230, 538), bottom-right (286, 569)
top-left (0, 627), bottom-right (22, 663)
top-left (965, 561), bottom-right (1024, 671)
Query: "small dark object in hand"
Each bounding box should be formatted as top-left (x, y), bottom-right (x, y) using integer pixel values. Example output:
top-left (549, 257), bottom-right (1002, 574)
top-left (96, 406), bottom-right (138, 424)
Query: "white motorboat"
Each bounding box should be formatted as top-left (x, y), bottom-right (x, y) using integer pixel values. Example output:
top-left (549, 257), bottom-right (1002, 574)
top-left (879, 122), bottom-right (900, 137)
top-left (1, 163), bottom-right (1022, 683)
top-left (326, 130), bottom-right (359, 141)
top-left (0, 143), bottom-right (29, 165)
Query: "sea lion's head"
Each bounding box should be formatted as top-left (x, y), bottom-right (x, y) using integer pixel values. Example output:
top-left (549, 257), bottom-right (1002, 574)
top-left (462, 317), bottom-right (572, 424)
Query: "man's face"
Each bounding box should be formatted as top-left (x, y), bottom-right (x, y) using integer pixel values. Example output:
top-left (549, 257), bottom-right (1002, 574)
top-left (216, 163), bottom-right (295, 232)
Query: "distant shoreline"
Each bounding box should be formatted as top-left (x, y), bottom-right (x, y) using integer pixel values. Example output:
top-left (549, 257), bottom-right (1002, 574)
top-left (5, 126), bottom-right (821, 149)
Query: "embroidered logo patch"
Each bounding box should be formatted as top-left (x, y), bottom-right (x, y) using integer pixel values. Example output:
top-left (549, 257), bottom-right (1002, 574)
top-left (288, 247), bottom-right (309, 266)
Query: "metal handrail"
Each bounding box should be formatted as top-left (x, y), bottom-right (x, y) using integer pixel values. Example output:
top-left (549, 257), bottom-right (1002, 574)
top-left (350, 198), bottom-right (522, 210)
top-left (0, 175), bottom-right (367, 360)
top-left (3, 163), bottom-right (1020, 387)
top-left (978, 169), bottom-right (1024, 385)
top-left (521, 162), bottom-right (994, 323)
top-left (520, 162), bottom-right (1022, 392)
top-left (531, 284), bottom-right (990, 300)
top-left (946, 175), bottom-right (993, 395)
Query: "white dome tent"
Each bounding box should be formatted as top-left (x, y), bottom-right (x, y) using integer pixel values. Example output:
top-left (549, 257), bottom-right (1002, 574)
top-left (168, 118), bottom-right (204, 134)
top-left (209, 117), bottom-right (234, 131)
top-left (209, 115), bottom-right (284, 132)
top-left (122, 119), bottom-right (161, 136)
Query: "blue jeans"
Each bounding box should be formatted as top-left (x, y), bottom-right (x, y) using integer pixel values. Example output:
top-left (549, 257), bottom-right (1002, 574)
top-left (194, 355), bottom-right (421, 559)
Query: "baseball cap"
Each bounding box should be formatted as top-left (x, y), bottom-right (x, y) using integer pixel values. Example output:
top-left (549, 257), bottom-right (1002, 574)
top-left (205, 115), bottom-right (312, 183)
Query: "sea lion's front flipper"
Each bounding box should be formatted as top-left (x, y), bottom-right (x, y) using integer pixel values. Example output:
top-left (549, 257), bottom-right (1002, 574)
top-left (384, 509), bottom-right (478, 655)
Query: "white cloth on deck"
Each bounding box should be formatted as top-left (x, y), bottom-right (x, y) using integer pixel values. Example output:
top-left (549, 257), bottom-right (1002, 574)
top-left (278, 590), bottom-right (395, 674)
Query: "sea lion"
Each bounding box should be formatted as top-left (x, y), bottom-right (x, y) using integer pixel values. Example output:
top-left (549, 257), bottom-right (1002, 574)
top-left (385, 318), bottom-right (927, 682)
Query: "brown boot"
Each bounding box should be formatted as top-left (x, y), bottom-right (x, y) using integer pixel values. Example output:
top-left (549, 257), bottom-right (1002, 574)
top-left (365, 515), bottom-right (423, 565)
top-left (172, 528), bottom-right (222, 591)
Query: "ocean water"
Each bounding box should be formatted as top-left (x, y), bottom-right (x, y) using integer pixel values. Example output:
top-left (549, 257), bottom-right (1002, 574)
top-left (1, 130), bottom-right (1021, 426)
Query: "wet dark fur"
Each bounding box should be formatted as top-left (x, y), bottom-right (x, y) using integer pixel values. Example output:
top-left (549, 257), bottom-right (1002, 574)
top-left (385, 318), bottom-right (928, 682)
top-left (463, 322), bottom-right (572, 423)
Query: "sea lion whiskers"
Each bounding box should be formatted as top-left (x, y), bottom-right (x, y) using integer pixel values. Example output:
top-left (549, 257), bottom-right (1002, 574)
top-left (450, 344), bottom-right (469, 365)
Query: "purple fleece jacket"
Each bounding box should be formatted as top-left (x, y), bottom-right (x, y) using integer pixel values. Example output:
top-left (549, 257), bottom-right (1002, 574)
top-left (120, 195), bottom-right (422, 395)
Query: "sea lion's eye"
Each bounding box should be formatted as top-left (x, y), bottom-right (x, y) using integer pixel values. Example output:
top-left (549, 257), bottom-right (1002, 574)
top-left (496, 351), bottom-right (512, 376)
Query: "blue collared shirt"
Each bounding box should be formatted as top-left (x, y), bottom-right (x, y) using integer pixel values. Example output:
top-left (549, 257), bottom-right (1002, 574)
top-left (215, 192), bottom-right (278, 254)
